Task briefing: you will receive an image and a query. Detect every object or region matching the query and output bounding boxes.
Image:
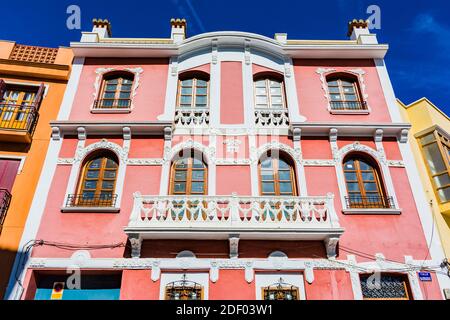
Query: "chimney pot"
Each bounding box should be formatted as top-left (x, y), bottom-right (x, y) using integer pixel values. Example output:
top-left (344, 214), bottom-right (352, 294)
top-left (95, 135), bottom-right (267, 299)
top-left (92, 18), bottom-right (112, 38)
top-left (171, 18), bottom-right (187, 43)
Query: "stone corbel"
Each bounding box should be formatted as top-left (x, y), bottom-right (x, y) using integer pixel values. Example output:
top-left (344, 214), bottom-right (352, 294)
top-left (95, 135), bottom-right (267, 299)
top-left (129, 234), bottom-right (142, 258)
top-left (123, 127), bottom-right (131, 140)
top-left (51, 127), bottom-right (61, 141)
top-left (329, 128), bottom-right (338, 142)
top-left (229, 235), bottom-right (240, 259)
top-left (77, 127), bottom-right (86, 141)
top-left (212, 39), bottom-right (218, 65)
top-left (399, 129), bottom-right (409, 143)
top-left (304, 262), bottom-right (315, 284)
top-left (245, 261), bottom-right (254, 283)
top-left (374, 129), bottom-right (383, 143)
top-left (292, 128), bottom-right (302, 142)
top-left (324, 237), bottom-right (340, 259)
top-left (151, 260), bottom-right (161, 282)
top-left (244, 39), bottom-right (251, 65)
top-left (210, 261), bottom-right (219, 283)
top-left (164, 126), bottom-right (173, 141)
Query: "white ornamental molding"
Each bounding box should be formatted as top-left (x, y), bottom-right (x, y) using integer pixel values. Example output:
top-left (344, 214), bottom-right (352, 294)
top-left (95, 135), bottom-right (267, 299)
top-left (302, 159), bottom-right (336, 167)
top-left (316, 68), bottom-right (337, 100)
top-left (346, 69), bottom-right (369, 100)
top-left (215, 159), bottom-right (251, 165)
top-left (74, 139), bottom-right (129, 163)
top-left (223, 139), bottom-right (242, 153)
top-left (92, 67), bottom-right (144, 109)
top-left (387, 160), bottom-right (405, 168)
top-left (58, 158), bottom-right (75, 165)
top-left (333, 142), bottom-right (386, 165)
top-left (127, 159), bottom-right (165, 166)
top-left (254, 141), bottom-right (302, 164)
top-left (168, 139), bottom-right (216, 164)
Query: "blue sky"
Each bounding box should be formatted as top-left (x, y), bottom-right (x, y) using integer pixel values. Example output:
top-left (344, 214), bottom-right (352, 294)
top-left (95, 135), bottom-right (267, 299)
top-left (0, 0), bottom-right (449, 114)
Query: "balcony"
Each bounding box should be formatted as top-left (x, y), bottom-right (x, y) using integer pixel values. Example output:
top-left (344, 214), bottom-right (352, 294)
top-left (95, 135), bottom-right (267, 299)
top-left (174, 108), bottom-right (209, 127)
top-left (0, 104), bottom-right (39, 143)
top-left (329, 101), bottom-right (368, 114)
top-left (0, 189), bottom-right (12, 234)
top-left (92, 99), bottom-right (132, 113)
top-left (254, 108), bottom-right (290, 127)
top-left (125, 193), bottom-right (344, 258)
top-left (61, 194), bottom-right (119, 213)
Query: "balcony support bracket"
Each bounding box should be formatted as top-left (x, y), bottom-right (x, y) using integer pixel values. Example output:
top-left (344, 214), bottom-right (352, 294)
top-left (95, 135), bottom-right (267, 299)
top-left (129, 233), bottom-right (143, 258)
top-left (229, 234), bottom-right (240, 259)
top-left (324, 237), bottom-right (340, 259)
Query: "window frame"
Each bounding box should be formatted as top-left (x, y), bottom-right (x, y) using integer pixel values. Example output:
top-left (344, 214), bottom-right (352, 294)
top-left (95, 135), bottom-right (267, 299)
top-left (417, 128), bottom-right (450, 204)
top-left (253, 77), bottom-right (287, 110)
top-left (258, 153), bottom-right (297, 197)
top-left (359, 273), bottom-right (413, 301)
top-left (343, 155), bottom-right (388, 208)
top-left (76, 153), bottom-right (119, 206)
top-left (169, 153), bottom-right (208, 196)
top-left (97, 73), bottom-right (134, 109)
top-left (176, 76), bottom-right (210, 109)
top-left (326, 75), bottom-right (366, 111)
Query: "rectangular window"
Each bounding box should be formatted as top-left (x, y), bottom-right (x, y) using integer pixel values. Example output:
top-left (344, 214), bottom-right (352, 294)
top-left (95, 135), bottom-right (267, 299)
top-left (360, 274), bottom-right (412, 300)
top-left (419, 130), bottom-right (450, 203)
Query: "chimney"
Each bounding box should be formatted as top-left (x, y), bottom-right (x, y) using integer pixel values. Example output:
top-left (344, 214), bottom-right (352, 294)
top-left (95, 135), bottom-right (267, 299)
top-left (171, 18), bottom-right (187, 43)
top-left (80, 18), bottom-right (112, 43)
top-left (347, 19), bottom-right (378, 44)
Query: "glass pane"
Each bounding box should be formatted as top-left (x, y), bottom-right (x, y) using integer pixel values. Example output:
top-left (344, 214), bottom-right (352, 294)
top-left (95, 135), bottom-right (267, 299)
top-left (196, 79), bottom-right (207, 87)
top-left (344, 161), bottom-right (355, 170)
top-left (191, 182), bottom-right (204, 193)
top-left (104, 171), bottom-right (117, 179)
top-left (87, 170), bottom-right (100, 179)
top-left (261, 159), bottom-right (273, 169)
top-left (262, 182), bottom-right (275, 193)
top-left (364, 183), bottom-right (378, 192)
top-left (423, 143), bottom-right (447, 174)
top-left (182, 79), bottom-right (193, 86)
top-left (438, 187), bottom-right (450, 202)
top-left (89, 159), bottom-right (102, 169)
top-left (106, 159), bottom-right (117, 168)
top-left (361, 172), bottom-right (375, 181)
top-left (193, 158), bottom-right (205, 168)
top-left (123, 79), bottom-right (133, 84)
top-left (255, 80), bottom-right (266, 88)
top-left (331, 94), bottom-right (342, 101)
top-left (347, 183), bottom-right (360, 192)
top-left (119, 92), bottom-right (131, 99)
top-left (256, 96), bottom-right (268, 105)
top-left (100, 192), bottom-right (113, 199)
top-left (104, 92), bottom-right (115, 99)
top-left (180, 96), bottom-right (192, 105)
top-left (196, 95), bottom-right (207, 105)
top-left (279, 182), bottom-right (293, 193)
top-left (192, 171), bottom-right (205, 181)
top-left (102, 181), bottom-right (115, 189)
top-left (271, 96), bottom-right (283, 105)
top-left (175, 159), bottom-right (188, 168)
top-left (278, 159), bottom-right (290, 169)
top-left (174, 182), bottom-right (186, 193)
top-left (84, 181), bottom-right (97, 189)
top-left (420, 134), bottom-right (436, 145)
top-left (270, 87), bottom-right (282, 95)
top-left (121, 84), bottom-right (132, 91)
top-left (269, 80), bottom-right (281, 88)
top-left (359, 161), bottom-right (371, 171)
top-left (175, 171), bottom-right (187, 181)
top-left (196, 87), bottom-right (207, 95)
top-left (327, 80), bottom-right (338, 86)
top-left (256, 87), bottom-right (267, 95)
top-left (328, 87), bottom-right (340, 93)
top-left (433, 174), bottom-right (450, 188)
top-left (181, 87), bottom-right (192, 95)
top-left (82, 191), bottom-right (95, 199)
top-left (343, 87), bottom-right (355, 93)
top-left (278, 171), bottom-right (291, 181)
top-left (107, 79), bottom-right (118, 84)
top-left (261, 171), bottom-right (274, 181)
top-left (345, 172), bottom-right (358, 181)
top-left (345, 94), bottom-right (357, 101)
top-left (341, 80), bottom-right (353, 86)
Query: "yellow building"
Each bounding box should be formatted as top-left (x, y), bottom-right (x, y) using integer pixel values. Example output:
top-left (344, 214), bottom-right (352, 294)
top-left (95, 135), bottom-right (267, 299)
top-left (0, 41), bottom-right (73, 298)
top-left (398, 98), bottom-right (450, 260)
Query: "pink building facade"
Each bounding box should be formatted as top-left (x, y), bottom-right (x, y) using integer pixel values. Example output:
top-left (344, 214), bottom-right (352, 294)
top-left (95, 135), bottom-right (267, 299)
top-left (6, 19), bottom-right (450, 300)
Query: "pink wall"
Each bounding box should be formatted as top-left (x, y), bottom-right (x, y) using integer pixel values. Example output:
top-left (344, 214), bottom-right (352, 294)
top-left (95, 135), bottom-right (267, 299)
top-left (304, 270), bottom-right (354, 300)
top-left (293, 59), bottom-right (392, 123)
top-left (120, 270), bottom-right (160, 300)
top-left (69, 58), bottom-right (169, 121)
top-left (216, 166), bottom-right (251, 196)
top-left (210, 270), bottom-right (255, 300)
top-left (220, 62), bottom-right (244, 124)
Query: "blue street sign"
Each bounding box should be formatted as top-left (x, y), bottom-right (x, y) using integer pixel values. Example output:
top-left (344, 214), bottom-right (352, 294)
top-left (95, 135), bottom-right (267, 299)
top-left (418, 272), bottom-right (432, 281)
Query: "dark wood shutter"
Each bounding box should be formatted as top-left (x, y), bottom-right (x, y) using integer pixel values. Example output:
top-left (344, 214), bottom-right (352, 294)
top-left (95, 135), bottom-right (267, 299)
top-left (0, 159), bottom-right (20, 192)
top-left (33, 83), bottom-right (45, 109)
top-left (0, 80), bottom-right (6, 101)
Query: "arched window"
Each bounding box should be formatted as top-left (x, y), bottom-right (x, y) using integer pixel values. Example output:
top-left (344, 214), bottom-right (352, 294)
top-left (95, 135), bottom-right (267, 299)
top-left (177, 74), bottom-right (209, 109)
top-left (327, 75), bottom-right (365, 111)
top-left (254, 77), bottom-right (286, 109)
top-left (259, 152), bottom-right (297, 196)
top-left (343, 154), bottom-right (390, 208)
top-left (95, 72), bottom-right (134, 109)
top-left (74, 152), bottom-right (119, 207)
top-left (170, 151), bottom-right (207, 195)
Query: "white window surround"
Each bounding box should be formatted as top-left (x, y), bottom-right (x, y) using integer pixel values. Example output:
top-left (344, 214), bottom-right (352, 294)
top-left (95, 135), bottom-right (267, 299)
top-left (91, 67), bottom-right (143, 113)
top-left (316, 68), bottom-right (371, 115)
top-left (255, 273), bottom-right (306, 300)
top-left (331, 141), bottom-right (401, 215)
top-left (159, 272), bottom-right (210, 300)
top-left (61, 138), bottom-right (129, 213)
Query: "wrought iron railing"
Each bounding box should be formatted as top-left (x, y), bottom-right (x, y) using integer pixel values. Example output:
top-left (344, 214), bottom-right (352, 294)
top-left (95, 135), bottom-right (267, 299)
top-left (0, 104), bottom-right (39, 134)
top-left (93, 99), bottom-right (132, 109)
top-left (254, 108), bottom-right (290, 127)
top-left (0, 189), bottom-right (12, 234)
top-left (65, 194), bottom-right (118, 208)
top-left (345, 195), bottom-right (395, 209)
top-left (174, 108), bottom-right (210, 126)
top-left (330, 101), bottom-right (367, 111)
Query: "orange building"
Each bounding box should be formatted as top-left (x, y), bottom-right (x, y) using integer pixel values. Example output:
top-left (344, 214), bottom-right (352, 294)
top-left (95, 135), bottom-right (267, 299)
top-left (0, 41), bottom-right (73, 298)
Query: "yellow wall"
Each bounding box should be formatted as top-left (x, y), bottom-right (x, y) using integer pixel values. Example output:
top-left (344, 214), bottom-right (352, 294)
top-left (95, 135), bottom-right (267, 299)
top-left (0, 41), bottom-right (73, 298)
top-left (398, 98), bottom-right (450, 260)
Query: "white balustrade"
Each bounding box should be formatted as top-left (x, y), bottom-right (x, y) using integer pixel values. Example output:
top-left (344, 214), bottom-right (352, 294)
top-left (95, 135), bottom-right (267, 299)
top-left (174, 108), bottom-right (209, 126)
top-left (254, 108), bottom-right (290, 127)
